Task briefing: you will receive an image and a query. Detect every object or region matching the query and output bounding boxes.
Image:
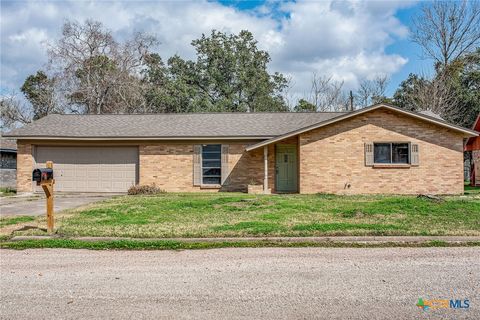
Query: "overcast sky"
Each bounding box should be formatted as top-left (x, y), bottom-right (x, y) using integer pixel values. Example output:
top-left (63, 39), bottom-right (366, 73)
top-left (1, 0), bottom-right (434, 100)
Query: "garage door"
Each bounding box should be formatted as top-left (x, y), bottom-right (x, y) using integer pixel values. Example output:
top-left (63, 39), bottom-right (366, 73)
top-left (35, 147), bottom-right (138, 192)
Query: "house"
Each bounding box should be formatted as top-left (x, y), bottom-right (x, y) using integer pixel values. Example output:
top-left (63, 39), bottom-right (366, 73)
top-left (0, 135), bottom-right (17, 189)
top-left (3, 103), bottom-right (477, 195)
top-left (465, 114), bottom-right (480, 186)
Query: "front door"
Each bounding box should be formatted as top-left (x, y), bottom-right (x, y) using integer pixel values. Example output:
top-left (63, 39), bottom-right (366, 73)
top-left (275, 145), bottom-right (298, 192)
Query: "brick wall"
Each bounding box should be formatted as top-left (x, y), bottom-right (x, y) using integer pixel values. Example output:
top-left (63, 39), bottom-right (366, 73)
top-left (138, 142), bottom-right (275, 192)
top-left (0, 169), bottom-right (16, 189)
top-left (16, 142), bottom-right (34, 193)
top-left (299, 109), bottom-right (465, 195)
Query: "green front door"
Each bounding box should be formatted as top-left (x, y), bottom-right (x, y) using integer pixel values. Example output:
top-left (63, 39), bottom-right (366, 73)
top-left (275, 145), bottom-right (298, 192)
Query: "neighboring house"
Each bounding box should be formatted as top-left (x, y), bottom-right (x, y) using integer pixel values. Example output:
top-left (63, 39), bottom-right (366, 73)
top-left (0, 135), bottom-right (17, 189)
top-left (3, 103), bottom-right (478, 195)
top-left (465, 114), bottom-right (480, 186)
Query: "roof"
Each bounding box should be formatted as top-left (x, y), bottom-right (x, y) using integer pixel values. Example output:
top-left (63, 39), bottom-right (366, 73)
top-left (246, 104), bottom-right (478, 151)
top-left (0, 135), bottom-right (17, 152)
top-left (2, 112), bottom-right (346, 140)
top-left (418, 110), bottom-right (444, 120)
top-left (3, 104), bottom-right (477, 145)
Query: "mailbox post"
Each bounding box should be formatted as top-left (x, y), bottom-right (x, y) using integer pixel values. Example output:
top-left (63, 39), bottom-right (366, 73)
top-left (32, 161), bottom-right (55, 233)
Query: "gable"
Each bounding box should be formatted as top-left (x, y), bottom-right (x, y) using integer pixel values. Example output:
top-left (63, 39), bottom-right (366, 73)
top-left (246, 104), bottom-right (478, 151)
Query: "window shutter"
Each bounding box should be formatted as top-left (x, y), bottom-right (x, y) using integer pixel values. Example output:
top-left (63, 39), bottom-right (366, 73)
top-left (365, 143), bottom-right (374, 166)
top-left (221, 144), bottom-right (229, 185)
top-left (193, 145), bottom-right (202, 186)
top-left (410, 143), bottom-right (419, 165)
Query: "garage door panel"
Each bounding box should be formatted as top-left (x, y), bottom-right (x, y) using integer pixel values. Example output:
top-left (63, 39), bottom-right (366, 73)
top-left (35, 147), bottom-right (138, 192)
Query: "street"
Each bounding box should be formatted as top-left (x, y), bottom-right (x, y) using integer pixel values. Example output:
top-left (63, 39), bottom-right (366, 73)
top-left (0, 247), bottom-right (478, 319)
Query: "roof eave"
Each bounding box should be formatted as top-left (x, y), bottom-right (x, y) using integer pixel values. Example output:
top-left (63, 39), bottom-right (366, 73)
top-left (7, 135), bottom-right (275, 141)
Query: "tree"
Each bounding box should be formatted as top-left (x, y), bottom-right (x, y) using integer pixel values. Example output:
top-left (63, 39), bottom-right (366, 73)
top-left (294, 99), bottom-right (316, 112)
top-left (48, 19), bottom-right (157, 114)
top-left (0, 94), bottom-right (33, 130)
top-left (355, 75), bottom-right (390, 107)
top-left (144, 30), bottom-right (289, 113)
top-left (445, 48), bottom-right (480, 127)
top-left (20, 71), bottom-right (58, 120)
top-left (411, 0), bottom-right (480, 70)
top-left (393, 49), bottom-right (480, 126)
top-left (392, 71), bottom-right (459, 117)
top-left (308, 73), bottom-right (349, 111)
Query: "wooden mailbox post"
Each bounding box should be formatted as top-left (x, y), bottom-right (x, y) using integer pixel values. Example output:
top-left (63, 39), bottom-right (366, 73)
top-left (42, 161), bottom-right (55, 233)
top-left (33, 161), bottom-right (55, 233)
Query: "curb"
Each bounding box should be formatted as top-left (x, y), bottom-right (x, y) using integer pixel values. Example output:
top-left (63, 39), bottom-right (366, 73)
top-left (9, 235), bottom-right (480, 244)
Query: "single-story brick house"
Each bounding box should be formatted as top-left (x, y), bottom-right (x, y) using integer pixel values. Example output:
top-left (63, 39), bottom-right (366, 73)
top-left (465, 114), bottom-right (480, 186)
top-left (4, 103), bottom-right (478, 195)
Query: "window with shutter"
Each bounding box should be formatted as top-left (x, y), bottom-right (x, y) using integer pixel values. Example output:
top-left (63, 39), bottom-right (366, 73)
top-left (201, 144), bottom-right (221, 185)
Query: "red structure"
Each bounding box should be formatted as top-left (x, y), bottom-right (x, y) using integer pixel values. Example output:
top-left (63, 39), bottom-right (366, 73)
top-left (465, 114), bottom-right (480, 186)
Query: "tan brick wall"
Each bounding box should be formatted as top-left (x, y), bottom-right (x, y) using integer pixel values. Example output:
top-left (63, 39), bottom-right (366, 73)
top-left (139, 142), bottom-right (276, 192)
top-left (16, 142), bottom-right (34, 193)
top-left (299, 109), bottom-right (465, 195)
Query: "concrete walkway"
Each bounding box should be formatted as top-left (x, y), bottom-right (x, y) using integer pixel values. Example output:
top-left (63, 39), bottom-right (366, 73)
top-left (0, 194), bottom-right (118, 216)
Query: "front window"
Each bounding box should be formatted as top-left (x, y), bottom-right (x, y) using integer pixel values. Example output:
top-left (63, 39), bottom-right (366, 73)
top-left (374, 143), bottom-right (409, 164)
top-left (202, 144), bottom-right (221, 184)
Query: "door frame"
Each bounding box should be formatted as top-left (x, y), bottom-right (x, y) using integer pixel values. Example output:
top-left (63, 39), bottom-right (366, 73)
top-left (275, 144), bottom-right (298, 193)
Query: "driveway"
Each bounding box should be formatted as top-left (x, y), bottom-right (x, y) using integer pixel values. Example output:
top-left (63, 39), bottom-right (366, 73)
top-left (0, 194), bottom-right (117, 216)
top-left (0, 247), bottom-right (478, 319)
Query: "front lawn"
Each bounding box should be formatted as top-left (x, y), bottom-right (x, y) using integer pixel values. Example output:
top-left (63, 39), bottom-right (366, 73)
top-left (17, 191), bottom-right (479, 238)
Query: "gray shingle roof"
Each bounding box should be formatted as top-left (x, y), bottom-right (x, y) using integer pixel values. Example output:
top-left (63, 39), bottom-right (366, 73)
top-left (4, 112), bottom-right (347, 139)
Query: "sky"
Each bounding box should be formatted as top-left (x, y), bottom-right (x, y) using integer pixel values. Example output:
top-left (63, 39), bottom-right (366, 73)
top-left (0, 0), bottom-right (435, 101)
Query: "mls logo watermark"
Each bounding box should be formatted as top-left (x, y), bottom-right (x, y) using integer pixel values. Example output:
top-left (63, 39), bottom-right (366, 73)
top-left (417, 298), bottom-right (470, 311)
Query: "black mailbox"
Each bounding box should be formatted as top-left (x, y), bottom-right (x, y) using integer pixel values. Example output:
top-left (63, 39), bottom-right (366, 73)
top-left (32, 168), bottom-right (54, 185)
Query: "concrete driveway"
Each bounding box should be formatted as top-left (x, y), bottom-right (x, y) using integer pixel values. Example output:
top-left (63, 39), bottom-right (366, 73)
top-left (0, 194), bottom-right (117, 216)
top-left (0, 247), bottom-right (478, 319)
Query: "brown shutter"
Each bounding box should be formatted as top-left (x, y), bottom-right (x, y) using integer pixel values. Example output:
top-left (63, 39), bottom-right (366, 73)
top-left (365, 142), bottom-right (374, 166)
top-left (193, 145), bottom-right (202, 186)
top-left (221, 144), bottom-right (229, 185)
top-left (410, 143), bottom-right (419, 166)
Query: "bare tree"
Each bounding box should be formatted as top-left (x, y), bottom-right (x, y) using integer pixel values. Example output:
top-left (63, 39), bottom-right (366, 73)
top-left (411, 0), bottom-right (480, 69)
top-left (309, 73), bottom-right (349, 111)
top-left (48, 19), bottom-right (158, 114)
top-left (355, 75), bottom-right (390, 107)
top-left (0, 94), bottom-right (33, 130)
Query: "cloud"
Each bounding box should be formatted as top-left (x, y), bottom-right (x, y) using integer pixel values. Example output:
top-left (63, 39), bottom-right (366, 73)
top-left (1, 0), bottom-right (412, 100)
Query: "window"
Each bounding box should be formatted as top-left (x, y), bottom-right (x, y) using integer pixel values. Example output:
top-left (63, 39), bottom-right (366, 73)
top-left (374, 143), bottom-right (409, 164)
top-left (202, 144), bottom-right (221, 184)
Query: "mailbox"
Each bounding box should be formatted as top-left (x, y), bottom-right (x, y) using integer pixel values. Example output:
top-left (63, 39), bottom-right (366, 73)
top-left (32, 168), bottom-right (54, 185)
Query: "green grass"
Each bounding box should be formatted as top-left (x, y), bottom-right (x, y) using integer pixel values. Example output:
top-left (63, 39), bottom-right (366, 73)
top-left (464, 184), bottom-right (480, 196)
top-left (0, 216), bottom-right (35, 228)
top-left (14, 189), bottom-right (478, 239)
top-left (0, 187), bottom-right (16, 197)
top-left (1, 239), bottom-right (479, 250)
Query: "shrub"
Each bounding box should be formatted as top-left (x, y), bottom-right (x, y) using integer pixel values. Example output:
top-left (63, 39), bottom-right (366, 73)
top-left (127, 184), bottom-right (165, 195)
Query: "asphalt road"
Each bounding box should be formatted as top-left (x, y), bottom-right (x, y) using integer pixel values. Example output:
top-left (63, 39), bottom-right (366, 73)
top-left (0, 247), bottom-right (478, 319)
top-left (0, 194), bottom-right (115, 216)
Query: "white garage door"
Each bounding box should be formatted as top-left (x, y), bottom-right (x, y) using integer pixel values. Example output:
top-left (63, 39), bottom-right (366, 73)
top-left (35, 146), bottom-right (138, 192)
